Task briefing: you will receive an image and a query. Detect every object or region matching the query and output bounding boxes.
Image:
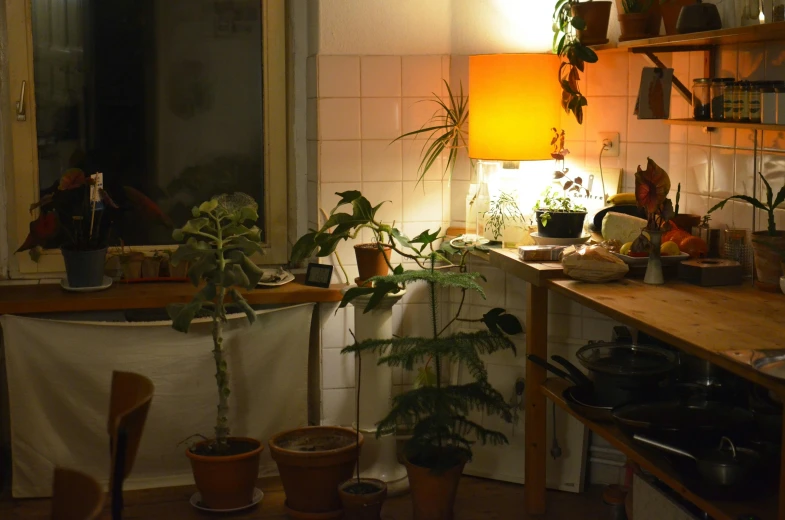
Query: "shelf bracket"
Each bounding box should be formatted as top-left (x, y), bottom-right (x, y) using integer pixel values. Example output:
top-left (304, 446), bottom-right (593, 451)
top-left (642, 51), bottom-right (692, 104)
top-left (634, 45), bottom-right (716, 108)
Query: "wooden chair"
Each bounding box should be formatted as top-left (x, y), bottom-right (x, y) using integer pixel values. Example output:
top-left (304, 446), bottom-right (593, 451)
top-left (51, 467), bottom-right (104, 520)
top-left (107, 371), bottom-right (154, 520)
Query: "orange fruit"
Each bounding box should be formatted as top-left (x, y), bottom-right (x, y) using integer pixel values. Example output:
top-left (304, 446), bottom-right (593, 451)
top-left (679, 236), bottom-right (708, 259)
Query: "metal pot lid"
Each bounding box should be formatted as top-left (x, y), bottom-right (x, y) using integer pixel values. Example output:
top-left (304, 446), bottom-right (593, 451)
top-left (752, 352), bottom-right (785, 381)
top-left (576, 342), bottom-right (677, 376)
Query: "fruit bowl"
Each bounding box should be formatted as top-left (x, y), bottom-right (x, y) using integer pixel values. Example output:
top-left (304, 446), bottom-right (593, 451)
top-left (612, 252), bottom-right (690, 265)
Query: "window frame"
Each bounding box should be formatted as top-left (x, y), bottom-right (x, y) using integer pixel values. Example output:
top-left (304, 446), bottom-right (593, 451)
top-left (3, 0), bottom-right (288, 277)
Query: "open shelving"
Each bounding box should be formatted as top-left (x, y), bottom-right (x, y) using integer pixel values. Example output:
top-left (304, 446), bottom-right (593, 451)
top-left (618, 21), bottom-right (785, 51)
top-left (542, 378), bottom-right (778, 520)
top-left (664, 118), bottom-right (785, 132)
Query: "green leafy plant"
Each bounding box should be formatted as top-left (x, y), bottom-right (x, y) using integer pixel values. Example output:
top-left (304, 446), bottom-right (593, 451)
top-left (622, 0), bottom-right (653, 13)
top-left (709, 171), bottom-right (785, 236)
top-left (552, 0), bottom-right (599, 124)
top-left (485, 192), bottom-right (527, 241)
top-left (551, 128), bottom-right (590, 197)
top-left (335, 196), bottom-right (523, 472)
top-left (166, 193), bottom-right (264, 453)
top-left (535, 187), bottom-right (587, 227)
top-left (393, 80), bottom-right (469, 186)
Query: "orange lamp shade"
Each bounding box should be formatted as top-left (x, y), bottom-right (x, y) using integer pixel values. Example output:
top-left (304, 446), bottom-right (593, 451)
top-left (468, 54), bottom-right (561, 161)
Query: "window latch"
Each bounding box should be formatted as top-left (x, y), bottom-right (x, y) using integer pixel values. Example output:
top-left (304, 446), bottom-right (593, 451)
top-left (15, 81), bottom-right (26, 121)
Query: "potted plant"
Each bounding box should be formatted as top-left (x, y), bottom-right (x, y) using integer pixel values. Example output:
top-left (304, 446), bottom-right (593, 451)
top-left (141, 251), bottom-right (163, 278)
top-left (338, 334), bottom-right (387, 520)
top-left (16, 168), bottom-right (115, 287)
top-left (553, 2), bottom-right (599, 124)
top-left (484, 191), bottom-right (528, 246)
top-left (120, 250), bottom-right (145, 281)
top-left (556, 0), bottom-right (613, 46)
top-left (533, 130), bottom-right (588, 238)
top-left (339, 213), bottom-right (523, 520)
top-left (166, 192), bottom-right (266, 510)
top-left (660, 0), bottom-right (693, 34)
top-left (709, 171), bottom-right (785, 291)
top-left (617, 0), bottom-right (660, 41)
top-left (635, 158), bottom-right (675, 284)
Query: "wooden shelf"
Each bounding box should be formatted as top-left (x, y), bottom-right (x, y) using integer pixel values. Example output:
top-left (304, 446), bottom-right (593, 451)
top-left (618, 22), bottom-right (785, 51)
top-left (664, 118), bottom-right (785, 132)
top-left (542, 378), bottom-right (778, 520)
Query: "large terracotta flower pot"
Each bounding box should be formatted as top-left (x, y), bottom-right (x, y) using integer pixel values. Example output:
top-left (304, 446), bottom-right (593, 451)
top-left (618, 12), bottom-right (650, 41)
top-left (752, 231), bottom-right (785, 291)
top-left (338, 478), bottom-right (387, 520)
top-left (186, 437), bottom-right (264, 510)
top-left (404, 456), bottom-right (466, 520)
top-left (572, 1), bottom-right (612, 45)
top-left (269, 426), bottom-right (362, 519)
top-left (354, 243), bottom-right (391, 284)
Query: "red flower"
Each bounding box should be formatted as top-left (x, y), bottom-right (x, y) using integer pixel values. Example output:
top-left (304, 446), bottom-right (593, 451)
top-left (58, 168), bottom-right (87, 190)
top-left (635, 158), bottom-right (671, 214)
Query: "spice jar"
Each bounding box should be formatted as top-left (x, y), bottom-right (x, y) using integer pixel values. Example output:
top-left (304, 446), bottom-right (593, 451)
top-left (777, 85), bottom-right (785, 124)
top-left (723, 81), bottom-right (736, 120)
top-left (734, 82), bottom-right (750, 122)
top-left (761, 84), bottom-right (777, 124)
top-left (692, 78), bottom-right (711, 120)
top-left (731, 82), bottom-right (743, 121)
top-left (749, 82), bottom-right (762, 123)
top-left (711, 78), bottom-right (734, 121)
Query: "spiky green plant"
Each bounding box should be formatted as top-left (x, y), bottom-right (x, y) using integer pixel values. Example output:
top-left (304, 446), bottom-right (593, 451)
top-left (337, 202), bottom-right (523, 472)
top-left (166, 193), bottom-right (264, 453)
top-left (709, 171), bottom-right (785, 236)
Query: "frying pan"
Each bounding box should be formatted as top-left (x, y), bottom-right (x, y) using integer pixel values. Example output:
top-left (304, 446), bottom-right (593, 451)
top-left (633, 435), bottom-right (760, 487)
top-left (527, 354), bottom-right (583, 386)
top-left (551, 355), bottom-right (593, 387)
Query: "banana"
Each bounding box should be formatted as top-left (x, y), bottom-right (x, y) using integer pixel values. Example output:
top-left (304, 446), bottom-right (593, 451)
top-left (607, 193), bottom-right (637, 205)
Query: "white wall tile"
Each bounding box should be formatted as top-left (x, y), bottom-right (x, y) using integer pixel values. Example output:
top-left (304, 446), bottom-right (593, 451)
top-left (735, 149), bottom-right (755, 197)
top-left (307, 56), bottom-right (317, 98)
top-left (402, 56), bottom-right (443, 97)
top-left (586, 96), bottom-right (629, 144)
top-left (686, 145), bottom-right (711, 196)
top-left (403, 181), bottom-right (443, 221)
top-left (587, 50), bottom-right (629, 97)
top-left (321, 305), bottom-right (355, 349)
top-left (710, 147), bottom-right (736, 199)
top-left (322, 388), bottom-right (355, 426)
top-left (362, 140), bottom-right (402, 182)
top-left (319, 98), bottom-right (362, 140)
top-left (402, 138), bottom-right (443, 181)
top-left (626, 143), bottom-right (670, 185)
top-left (361, 98), bottom-right (402, 139)
top-left (627, 97), bottom-right (670, 143)
top-left (402, 97), bottom-right (442, 138)
top-left (320, 141), bottom-right (362, 183)
top-left (737, 43), bottom-right (766, 81)
top-left (361, 56), bottom-right (402, 97)
top-left (361, 181), bottom-right (403, 224)
top-left (318, 56), bottom-right (361, 98)
top-left (322, 348), bottom-right (356, 389)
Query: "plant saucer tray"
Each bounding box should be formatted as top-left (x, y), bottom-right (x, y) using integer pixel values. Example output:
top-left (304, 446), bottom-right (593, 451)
top-left (612, 252), bottom-right (690, 265)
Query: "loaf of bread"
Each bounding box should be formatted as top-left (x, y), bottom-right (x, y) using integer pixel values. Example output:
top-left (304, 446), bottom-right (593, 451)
top-left (562, 245), bottom-right (629, 283)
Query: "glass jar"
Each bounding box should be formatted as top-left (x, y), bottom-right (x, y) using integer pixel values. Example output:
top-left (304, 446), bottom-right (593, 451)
top-left (711, 78), bottom-right (734, 121)
top-left (734, 82), bottom-right (750, 122)
top-left (723, 81), bottom-right (736, 120)
top-left (773, 0), bottom-right (785, 21)
top-left (692, 78), bottom-right (712, 120)
top-left (749, 82), bottom-right (762, 123)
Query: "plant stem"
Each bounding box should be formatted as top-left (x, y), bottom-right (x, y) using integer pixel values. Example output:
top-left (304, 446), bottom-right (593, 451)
top-left (355, 349), bottom-right (361, 485)
top-left (429, 256), bottom-right (442, 450)
top-left (212, 214), bottom-right (230, 450)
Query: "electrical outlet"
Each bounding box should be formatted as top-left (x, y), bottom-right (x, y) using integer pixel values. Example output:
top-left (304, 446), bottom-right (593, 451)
top-left (597, 132), bottom-right (620, 157)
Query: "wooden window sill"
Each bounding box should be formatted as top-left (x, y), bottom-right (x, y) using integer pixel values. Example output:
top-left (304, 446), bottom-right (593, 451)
top-left (0, 275), bottom-right (344, 315)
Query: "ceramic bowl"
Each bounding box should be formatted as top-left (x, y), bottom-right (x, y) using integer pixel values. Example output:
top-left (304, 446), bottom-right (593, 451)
top-left (780, 276), bottom-right (785, 295)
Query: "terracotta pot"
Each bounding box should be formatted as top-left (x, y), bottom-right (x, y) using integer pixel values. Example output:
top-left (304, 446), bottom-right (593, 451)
top-left (661, 0), bottom-right (692, 34)
top-left (354, 244), bottom-right (391, 283)
top-left (269, 426), bottom-right (362, 518)
top-left (671, 213), bottom-right (702, 232)
top-left (404, 456), bottom-right (466, 520)
top-left (618, 12), bottom-right (651, 41)
top-left (752, 231), bottom-right (785, 291)
top-left (572, 1), bottom-right (612, 45)
top-left (120, 252), bottom-right (145, 280)
top-left (186, 437), bottom-right (264, 510)
top-left (645, 0), bottom-right (662, 35)
top-left (338, 478), bottom-right (387, 520)
top-left (141, 257), bottom-right (162, 278)
top-left (169, 260), bottom-right (189, 278)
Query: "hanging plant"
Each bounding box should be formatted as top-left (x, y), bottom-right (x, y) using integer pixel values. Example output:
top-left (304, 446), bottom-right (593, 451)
top-left (553, 0), bottom-right (599, 124)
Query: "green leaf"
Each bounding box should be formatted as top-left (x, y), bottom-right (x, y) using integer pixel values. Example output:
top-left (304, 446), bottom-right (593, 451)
top-left (414, 366), bottom-right (437, 388)
top-left (167, 299), bottom-right (204, 333)
top-left (760, 171), bottom-right (774, 208)
top-left (391, 227), bottom-right (414, 251)
top-left (198, 199), bottom-right (219, 214)
top-left (570, 16), bottom-right (586, 30)
top-left (338, 286), bottom-right (375, 309)
top-left (497, 314), bottom-right (524, 335)
top-left (333, 191), bottom-right (363, 212)
top-left (291, 232), bottom-right (318, 264)
top-left (172, 229), bottom-right (185, 242)
top-left (774, 185), bottom-right (785, 210)
top-left (224, 264), bottom-right (250, 288)
top-left (229, 288), bottom-right (256, 324)
top-left (187, 254), bottom-right (218, 286)
top-left (709, 195), bottom-right (768, 214)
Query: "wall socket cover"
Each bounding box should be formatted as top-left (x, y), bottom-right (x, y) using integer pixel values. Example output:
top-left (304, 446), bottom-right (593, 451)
top-left (597, 132), bottom-right (620, 157)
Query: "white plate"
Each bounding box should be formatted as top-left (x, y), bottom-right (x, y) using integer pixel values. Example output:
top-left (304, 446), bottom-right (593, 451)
top-left (531, 233), bottom-right (591, 246)
top-left (60, 275), bottom-right (113, 292)
top-left (190, 488), bottom-right (263, 513)
top-left (449, 235), bottom-right (490, 250)
top-left (257, 269), bottom-right (294, 287)
top-left (612, 252), bottom-right (690, 265)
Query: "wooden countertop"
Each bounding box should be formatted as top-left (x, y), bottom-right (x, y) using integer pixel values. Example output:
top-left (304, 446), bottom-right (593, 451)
top-left (0, 276), bottom-right (344, 315)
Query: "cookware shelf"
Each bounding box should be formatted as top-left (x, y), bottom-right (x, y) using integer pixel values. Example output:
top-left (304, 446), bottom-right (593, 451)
top-left (541, 378), bottom-right (777, 520)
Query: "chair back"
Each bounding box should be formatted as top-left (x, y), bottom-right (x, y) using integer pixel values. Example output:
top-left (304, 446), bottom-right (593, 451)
top-left (50, 467), bottom-right (104, 520)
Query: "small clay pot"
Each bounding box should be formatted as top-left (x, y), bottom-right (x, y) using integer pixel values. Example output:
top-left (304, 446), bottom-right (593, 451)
top-left (671, 213), bottom-right (702, 232)
top-left (354, 244), bottom-right (391, 284)
top-left (169, 260), bottom-right (189, 279)
top-left (338, 478), bottom-right (387, 520)
top-left (571, 1), bottom-right (612, 46)
top-left (661, 0), bottom-right (693, 35)
top-left (141, 257), bottom-right (162, 278)
top-left (186, 437), bottom-right (264, 510)
top-left (404, 456), bottom-right (466, 520)
top-left (752, 231), bottom-right (785, 291)
top-left (618, 12), bottom-right (650, 41)
top-left (269, 426), bottom-right (362, 519)
top-left (120, 252), bottom-right (145, 281)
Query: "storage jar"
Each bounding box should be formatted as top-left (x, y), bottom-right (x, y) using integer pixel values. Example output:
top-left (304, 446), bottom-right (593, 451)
top-left (773, 0), bottom-right (785, 21)
top-left (761, 85), bottom-right (777, 124)
top-left (710, 78), bottom-right (734, 121)
top-left (692, 78), bottom-right (711, 120)
top-left (748, 82), bottom-right (762, 123)
top-left (777, 86), bottom-right (785, 124)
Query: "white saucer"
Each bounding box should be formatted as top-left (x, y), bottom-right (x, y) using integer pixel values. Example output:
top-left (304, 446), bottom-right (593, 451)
top-left (189, 488), bottom-right (263, 512)
top-left (257, 268), bottom-right (295, 287)
top-left (531, 233), bottom-right (591, 246)
top-left (60, 275), bottom-right (113, 292)
top-left (449, 235), bottom-right (490, 249)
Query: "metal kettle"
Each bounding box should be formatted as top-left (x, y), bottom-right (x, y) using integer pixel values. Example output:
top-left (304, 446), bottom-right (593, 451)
top-left (676, 0), bottom-right (723, 33)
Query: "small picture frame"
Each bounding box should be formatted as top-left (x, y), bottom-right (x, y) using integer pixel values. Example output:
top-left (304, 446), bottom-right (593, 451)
top-left (636, 67), bottom-right (674, 120)
top-left (304, 263), bottom-right (333, 288)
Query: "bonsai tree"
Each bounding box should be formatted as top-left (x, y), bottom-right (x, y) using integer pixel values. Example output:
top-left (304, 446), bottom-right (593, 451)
top-left (553, 1), bottom-right (599, 124)
top-left (166, 192), bottom-right (264, 452)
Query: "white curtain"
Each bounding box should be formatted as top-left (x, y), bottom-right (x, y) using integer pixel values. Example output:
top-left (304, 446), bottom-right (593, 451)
top-left (0, 303), bottom-right (314, 497)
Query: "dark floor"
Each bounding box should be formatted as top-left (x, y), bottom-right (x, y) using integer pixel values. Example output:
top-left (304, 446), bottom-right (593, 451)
top-left (0, 476), bottom-right (610, 519)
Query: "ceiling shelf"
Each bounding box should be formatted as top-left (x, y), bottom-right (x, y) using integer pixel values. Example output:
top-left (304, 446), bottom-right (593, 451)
top-left (664, 118), bottom-right (785, 132)
top-left (617, 22), bottom-right (785, 51)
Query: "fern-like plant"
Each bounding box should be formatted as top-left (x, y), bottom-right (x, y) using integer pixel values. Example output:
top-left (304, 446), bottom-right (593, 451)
top-left (339, 212), bottom-right (523, 472)
top-left (166, 193), bottom-right (264, 453)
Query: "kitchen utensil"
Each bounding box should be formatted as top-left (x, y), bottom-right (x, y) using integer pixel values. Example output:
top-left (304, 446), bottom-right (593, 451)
top-left (563, 384), bottom-right (615, 423)
top-left (677, 353), bottom-right (732, 388)
top-left (612, 252), bottom-right (690, 266)
top-left (550, 402), bottom-right (562, 460)
top-left (633, 435), bottom-right (759, 487)
top-left (527, 354), bottom-right (581, 385)
top-left (550, 355), bottom-right (593, 387)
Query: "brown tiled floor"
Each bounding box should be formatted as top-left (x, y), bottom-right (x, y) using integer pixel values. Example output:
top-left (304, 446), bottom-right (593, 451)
top-left (1, 476), bottom-right (609, 519)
